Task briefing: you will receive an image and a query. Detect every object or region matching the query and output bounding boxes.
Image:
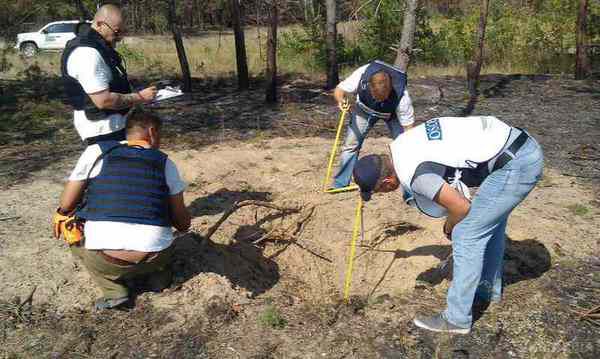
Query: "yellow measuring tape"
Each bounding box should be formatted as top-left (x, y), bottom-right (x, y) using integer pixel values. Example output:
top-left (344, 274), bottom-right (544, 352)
top-left (322, 102), bottom-right (358, 194)
top-left (343, 196), bottom-right (363, 301)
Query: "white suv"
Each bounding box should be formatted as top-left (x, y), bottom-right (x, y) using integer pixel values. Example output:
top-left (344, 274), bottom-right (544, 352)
top-left (15, 21), bottom-right (88, 57)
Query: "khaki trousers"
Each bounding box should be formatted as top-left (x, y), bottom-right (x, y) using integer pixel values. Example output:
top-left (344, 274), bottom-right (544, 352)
top-left (70, 243), bottom-right (174, 300)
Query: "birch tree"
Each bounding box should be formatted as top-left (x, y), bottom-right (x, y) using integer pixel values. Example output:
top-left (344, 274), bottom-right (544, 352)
top-left (394, 0), bottom-right (418, 71)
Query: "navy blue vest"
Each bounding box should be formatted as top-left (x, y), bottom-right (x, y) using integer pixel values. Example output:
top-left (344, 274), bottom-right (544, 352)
top-left (77, 141), bottom-right (172, 227)
top-left (356, 60), bottom-right (408, 120)
top-left (61, 28), bottom-right (132, 120)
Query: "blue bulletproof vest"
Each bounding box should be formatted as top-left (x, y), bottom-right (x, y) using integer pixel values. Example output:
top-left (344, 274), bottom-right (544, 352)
top-left (77, 141), bottom-right (171, 227)
top-left (356, 60), bottom-right (407, 120)
top-left (61, 28), bottom-right (132, 121)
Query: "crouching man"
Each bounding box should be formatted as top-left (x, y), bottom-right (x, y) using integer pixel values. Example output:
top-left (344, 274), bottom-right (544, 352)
top-left (53, 108), bottom-right (191, 310)
top-left (330, 60), bottom-right (415, 189)
top-left (352, 116), bottom-right (543, 334)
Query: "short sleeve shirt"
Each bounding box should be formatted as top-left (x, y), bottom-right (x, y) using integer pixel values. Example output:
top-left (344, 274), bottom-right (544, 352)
top-left (66, 47), bottom-right (127, 140)
top-left (411, 162), bottom-right (446, 201)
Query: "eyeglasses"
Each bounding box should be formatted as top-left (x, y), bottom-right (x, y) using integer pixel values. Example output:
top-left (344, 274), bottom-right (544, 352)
top-left (102, 21), bottom-right (123, 36)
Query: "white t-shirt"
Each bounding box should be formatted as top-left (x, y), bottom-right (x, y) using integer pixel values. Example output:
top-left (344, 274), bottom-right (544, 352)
top-left (337, 64), bottom-right (415, 126)
top-left (66, 47), bottom-right (127, 141)
top-left (69, 143), bottom-right (187, 252)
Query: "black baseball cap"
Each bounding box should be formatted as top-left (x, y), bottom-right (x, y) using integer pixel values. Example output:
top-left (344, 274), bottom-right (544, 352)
top-left (352, 155), bottom-right (383, 202)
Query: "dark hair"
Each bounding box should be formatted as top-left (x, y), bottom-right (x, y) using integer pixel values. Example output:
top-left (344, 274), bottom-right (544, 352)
top-left (125, 106), bottom-right (162, 134)
top-left (375, 154), bottom-right (395, 188)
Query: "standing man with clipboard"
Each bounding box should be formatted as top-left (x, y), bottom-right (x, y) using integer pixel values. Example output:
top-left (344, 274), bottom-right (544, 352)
top-left (61, 4), bottom-right (157, 146)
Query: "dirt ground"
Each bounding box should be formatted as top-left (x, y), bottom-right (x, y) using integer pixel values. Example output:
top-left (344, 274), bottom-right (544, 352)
top-left (1, 73), bottom-right (599, 358)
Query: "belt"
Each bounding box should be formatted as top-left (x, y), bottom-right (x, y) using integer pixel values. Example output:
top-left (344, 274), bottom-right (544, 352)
top-left (355, 101), bottom-right (392, 120)
top-left (492, 130), bottom-right (530, 172)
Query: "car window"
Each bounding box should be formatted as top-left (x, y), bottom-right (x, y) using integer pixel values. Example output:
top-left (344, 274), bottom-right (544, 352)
top-left (75, 22), bottom-right (91, 35)
top-left (45, 23), bottom-right (76, 34)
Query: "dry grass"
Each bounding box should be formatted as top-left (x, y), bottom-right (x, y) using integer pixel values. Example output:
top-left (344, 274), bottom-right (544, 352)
top-left (1, 26), bottom-right (317, 80)
top-left (1, 22), bottom-right (537, 82)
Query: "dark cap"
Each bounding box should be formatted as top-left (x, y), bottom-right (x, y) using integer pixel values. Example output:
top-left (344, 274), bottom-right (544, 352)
top-left (352, 155), bottom-right (383, 202)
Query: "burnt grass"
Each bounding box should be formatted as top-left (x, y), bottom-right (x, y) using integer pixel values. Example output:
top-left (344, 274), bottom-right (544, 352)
top-left (1, 72), bottom-right (600, 189)
top-left (1, 72), bottom-right (600, 357)
top-left (1, 259), bottom-right (599, 357)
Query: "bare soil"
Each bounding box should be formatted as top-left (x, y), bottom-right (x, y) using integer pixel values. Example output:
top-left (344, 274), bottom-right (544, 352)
top-left (1, 74), bottom-right (599, 358)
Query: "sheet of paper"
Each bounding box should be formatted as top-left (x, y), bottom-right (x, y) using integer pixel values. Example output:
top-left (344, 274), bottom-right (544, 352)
top-left (153, 87), bottom-right (184, 102)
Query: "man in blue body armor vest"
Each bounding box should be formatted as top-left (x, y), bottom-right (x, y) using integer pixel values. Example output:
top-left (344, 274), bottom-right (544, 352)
top-left (352, 116), bottom-right (544, 334)
top-left (53, 108), bottom-right (191, 310)
top-left (331, 60), bottom-right (415, 189)
top-left (61, 4), bottom-right (158, 145)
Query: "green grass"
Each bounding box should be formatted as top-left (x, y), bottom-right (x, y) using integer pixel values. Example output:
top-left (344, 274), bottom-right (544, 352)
top-left (567, 204), bottom-right (590, 217)
top-left (258, 305), bottom-right (287, 329)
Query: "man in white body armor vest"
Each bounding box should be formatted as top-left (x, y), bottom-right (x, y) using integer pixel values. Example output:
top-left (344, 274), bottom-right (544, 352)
top-left (352, 116), bottom-right (544, 334)
top-left (61, 4), bottom-right (158, 145)
top-left (330, 60), bottom-right (415, 189)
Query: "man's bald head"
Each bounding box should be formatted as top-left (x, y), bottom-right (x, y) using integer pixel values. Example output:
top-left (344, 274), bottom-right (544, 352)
top-left (94, 4), bottom-right (123, 24)
top-left (92, 4), bottom-right (125, 46)
top-left (369, 71), bottom-right (392, 102)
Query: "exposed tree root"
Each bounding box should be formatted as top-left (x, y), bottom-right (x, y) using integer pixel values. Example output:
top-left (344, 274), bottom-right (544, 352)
top-left (202, 200), bottom-right (301, 241)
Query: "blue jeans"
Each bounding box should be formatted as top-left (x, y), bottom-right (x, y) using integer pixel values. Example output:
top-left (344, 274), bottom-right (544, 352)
top-left (443, 135), bottom-right (544, 328)
top-left (333, 112), bottom-right (403, 188)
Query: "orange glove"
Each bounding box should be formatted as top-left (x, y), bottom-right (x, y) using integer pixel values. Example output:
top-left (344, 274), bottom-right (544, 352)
top-left (52, 208), bottom-right (83, 245)
top-left (52, 208), bottom-right (70, 239)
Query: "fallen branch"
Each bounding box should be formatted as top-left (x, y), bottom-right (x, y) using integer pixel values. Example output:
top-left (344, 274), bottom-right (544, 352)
top-left (562, 173), bottom-right (600, 179)
top-left (18, 286), bottom-right (37, 309)
top-left (253, 205), bottom-right (315, 245)
top-left (258, 205), bottom-right (330, 262)
top-left (571, 304), bottom-right (600, 326)
top-left (570, 156), bottom-right (600, 161)
top-left (0, 216), bottom-right (20, 221)
top-left (0, 286), bottom-right (37, 323)
top-left (203, 200), bottom-right (300, 241)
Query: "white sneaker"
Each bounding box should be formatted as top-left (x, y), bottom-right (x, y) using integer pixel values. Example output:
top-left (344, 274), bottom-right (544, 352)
top-left (413, 313), bottom-right (471, 334)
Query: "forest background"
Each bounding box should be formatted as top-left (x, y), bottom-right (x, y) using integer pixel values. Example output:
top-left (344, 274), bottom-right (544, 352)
top-left (1, 0), bottom-right (599, 81)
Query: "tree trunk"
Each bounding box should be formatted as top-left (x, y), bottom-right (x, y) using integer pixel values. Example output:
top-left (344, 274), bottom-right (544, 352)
top-left (575, 0), bottom-right (590, 80)
top-left (74, 0), bottom-right (93, 21)
top-left (461, 0), bottom-right (489, 116)
top-left (167, 0), bottom-right (192, 92)
top-left (304, 0), bottom-right (314, 23)
top-left (394, 0), bottom-right (418, 71)
top-left (230, 0), bottom-right (250, 90)
top-left (325, 0), bottom-right (339, 89)
top-left (265, 0), bottom-right (278, 103)
top-left (466, 0), bottom-right (489, 98)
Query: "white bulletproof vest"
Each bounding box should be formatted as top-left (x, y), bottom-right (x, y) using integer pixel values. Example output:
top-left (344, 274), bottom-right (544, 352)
top-left (389, 116), bottom-right (512, 217)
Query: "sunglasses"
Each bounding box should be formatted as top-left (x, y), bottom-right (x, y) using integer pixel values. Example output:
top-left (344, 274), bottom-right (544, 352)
top-left (102, 21), bottom-right (123, 36)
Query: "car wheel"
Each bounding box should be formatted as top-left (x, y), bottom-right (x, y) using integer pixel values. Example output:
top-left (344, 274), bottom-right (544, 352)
top-left (21, 43), bottom-right (38, 58)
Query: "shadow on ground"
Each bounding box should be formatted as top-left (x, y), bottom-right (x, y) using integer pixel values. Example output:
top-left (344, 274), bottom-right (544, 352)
top-left (413, 236), bottom-right (552, 290)
top-left (171, 232), bottom-right (279, 298)
top-left (187, 189), bottom-right (272, 217)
